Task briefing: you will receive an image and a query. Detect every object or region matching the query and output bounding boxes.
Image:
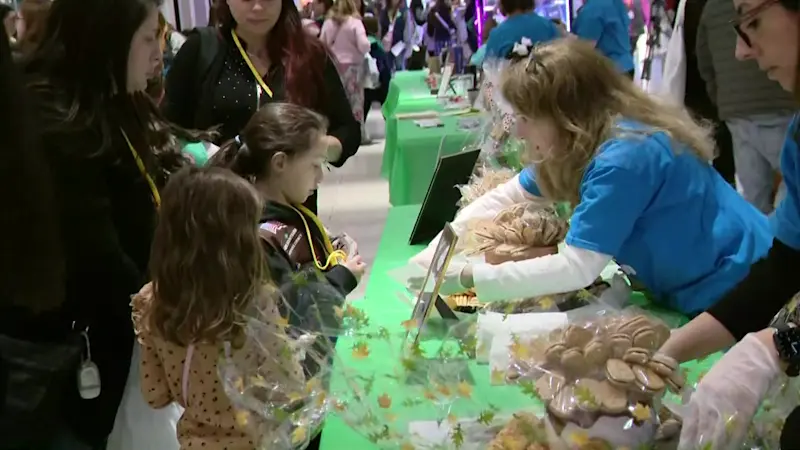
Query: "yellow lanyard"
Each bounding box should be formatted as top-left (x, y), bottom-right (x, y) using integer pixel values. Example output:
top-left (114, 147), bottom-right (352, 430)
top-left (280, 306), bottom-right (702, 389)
top-left (231, 30), bottom-right (274, 99)
top-left (121, 130), bottom-right (161, 208)
top-left (289, 204), bottom-right (346, 270)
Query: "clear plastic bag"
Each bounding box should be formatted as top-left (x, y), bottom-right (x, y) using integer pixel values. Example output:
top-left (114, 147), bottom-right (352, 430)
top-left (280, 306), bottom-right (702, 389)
top-left (500, 309), bottom-right (685, 449)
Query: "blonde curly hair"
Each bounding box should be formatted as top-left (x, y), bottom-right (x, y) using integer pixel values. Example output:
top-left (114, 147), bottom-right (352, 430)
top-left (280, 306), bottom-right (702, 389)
top-left (500, 39), bottom-right (716, 205)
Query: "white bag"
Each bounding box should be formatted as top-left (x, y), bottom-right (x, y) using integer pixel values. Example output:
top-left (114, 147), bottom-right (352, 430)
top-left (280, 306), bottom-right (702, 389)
top-left (363, 54), bottom-right (381, 89)
top-left (659, 0), bottom-right (688, 104)
top-left (106, 343), bottom-right (183, 450)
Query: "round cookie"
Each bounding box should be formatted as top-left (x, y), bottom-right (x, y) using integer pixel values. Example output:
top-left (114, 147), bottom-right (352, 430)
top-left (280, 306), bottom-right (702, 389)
top-left (632, 364), bottom-right (665, 394)
top-left (652, 322), bottom-right (672, 349)
top-left (609, 333), bottom-right (633, 359)
top-left (583, 338), bottom-right (610, 367)
top-left (605, 358), bottom-right (635, 388)
top-left (548, 384), bottom-right (578, 420)
top-left (616, 315), bottom-right (651, 336)
top-left (632, 327), bottom-right (658, 350)
top-left (596, 380), bottom-right (629, 414)
top-left (535, 373), bottom-right (565, 401)
top-left (666, 369), bottom-right (686, 393)
top-left (561, 348), bottom-right (588, 377)
top-left (545, 342), bottom-right (567, 365)
top-left (647, 353), bottom-right (678, 377)
top-left (622, 347), bottom-right (650, 366)
top-left (564, 324), bottom-right (593, 348)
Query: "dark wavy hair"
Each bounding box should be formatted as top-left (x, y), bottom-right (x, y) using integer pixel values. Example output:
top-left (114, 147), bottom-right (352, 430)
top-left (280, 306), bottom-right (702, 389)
top-left (216, 0), bottom-right (328, 109)
top-left (22, 0), bottom-right (209, 179)
top-left (147, 167), bottom-right (268, 346)
top-left (0, 28), bottom-right (64, 311)
top-left (209, 102), bottom-right (328, 181)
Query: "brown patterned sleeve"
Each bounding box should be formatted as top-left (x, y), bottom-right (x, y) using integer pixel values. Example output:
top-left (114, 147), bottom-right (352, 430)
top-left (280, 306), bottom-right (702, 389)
top-left (139, 332), bottom-right (173, 409)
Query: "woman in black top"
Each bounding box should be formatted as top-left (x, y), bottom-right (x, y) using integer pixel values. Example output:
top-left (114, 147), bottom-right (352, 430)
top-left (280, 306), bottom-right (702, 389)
top-left (10, 0), bottom-right (204, 447)
top-left (163, 0), bottom-right (360, 213)
top-left (427, 0), bottom-right (456, 58)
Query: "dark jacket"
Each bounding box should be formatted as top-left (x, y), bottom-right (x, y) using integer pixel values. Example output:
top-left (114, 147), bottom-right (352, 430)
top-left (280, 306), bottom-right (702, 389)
top-left (19, 91), bottom-right (157, 446)
top-left (427, 4), bottom-right (456, 41)
top-left (257, 202), bottom-right (355, 376)
top-left (379, 6), bottom-right (408, 47)
top-left (163, 29), bottom-right (360, 168)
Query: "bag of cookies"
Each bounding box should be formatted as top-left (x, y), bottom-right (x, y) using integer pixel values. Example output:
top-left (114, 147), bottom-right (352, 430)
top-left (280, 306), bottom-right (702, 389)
top-left (501, 311), bottom-right (687, 449)
top-left (465, 203), bottom-right (568, 265)
top-left (457, 165), bottom-right (518, 209)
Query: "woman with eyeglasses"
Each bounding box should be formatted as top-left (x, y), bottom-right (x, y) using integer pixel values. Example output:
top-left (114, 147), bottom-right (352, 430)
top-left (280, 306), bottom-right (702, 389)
top-left (658, 0), bottom-right (800, 447)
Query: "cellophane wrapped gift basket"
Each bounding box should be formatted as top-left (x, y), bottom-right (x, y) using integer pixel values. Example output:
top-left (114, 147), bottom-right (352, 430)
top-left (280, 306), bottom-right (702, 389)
top-left (415, 304), bottom-right (690, 450)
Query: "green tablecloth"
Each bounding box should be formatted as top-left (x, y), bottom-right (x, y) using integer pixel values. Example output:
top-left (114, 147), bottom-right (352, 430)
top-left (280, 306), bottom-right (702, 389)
top-left (381, 71), bottom-right (440, 119)
top-left (382, 115), bottom-right (482, 206)
top-left (319, 205), bottom-right (720, 449)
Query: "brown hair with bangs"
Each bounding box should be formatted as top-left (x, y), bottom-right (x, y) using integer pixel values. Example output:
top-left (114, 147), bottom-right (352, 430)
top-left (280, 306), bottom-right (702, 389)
top-left (500, 39), bottom-right (715, 205)
top-left (209, 102), bottom-right (328, 182)
top-left (146, 166), bottom-right (268, 346)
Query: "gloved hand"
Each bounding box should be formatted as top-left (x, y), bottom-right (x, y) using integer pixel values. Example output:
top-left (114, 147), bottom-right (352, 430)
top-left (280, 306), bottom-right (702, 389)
top-left (678, 331), bottom-right (782, 450)
top-left (408, 258), bottom-right (470, 296)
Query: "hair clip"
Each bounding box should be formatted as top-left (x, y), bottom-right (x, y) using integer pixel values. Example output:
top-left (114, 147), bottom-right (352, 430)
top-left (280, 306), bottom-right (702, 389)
top-left (234, 135), bottom-right (243, 146)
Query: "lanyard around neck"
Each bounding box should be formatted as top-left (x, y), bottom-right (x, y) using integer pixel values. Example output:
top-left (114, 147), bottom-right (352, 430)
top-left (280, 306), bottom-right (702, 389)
top-left (121, 129), bottom-right (161, 208)
top-left (289, 204), bottom-right (346, 270)
top-left (231, 30), bottom-right (274, 99)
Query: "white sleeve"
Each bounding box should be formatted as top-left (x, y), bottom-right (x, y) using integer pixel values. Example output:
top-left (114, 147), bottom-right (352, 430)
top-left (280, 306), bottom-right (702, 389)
top-left (409, 174), bottom-right (538, 266)
top-left (472, 244), bottom-right (612, 302)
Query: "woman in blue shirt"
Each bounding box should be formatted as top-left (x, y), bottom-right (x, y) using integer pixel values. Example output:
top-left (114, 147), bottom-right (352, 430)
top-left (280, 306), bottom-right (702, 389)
top-left (573, 0), bottom-right (635, 77)
top-left (482, 0), bottom-right (559, 60)
top-left (411, 39), bottom-right (771, 317)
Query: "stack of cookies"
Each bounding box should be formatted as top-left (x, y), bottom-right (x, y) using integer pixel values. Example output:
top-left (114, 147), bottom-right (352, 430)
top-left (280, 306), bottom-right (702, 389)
top-left (505, 314), bottom-right (686, 447)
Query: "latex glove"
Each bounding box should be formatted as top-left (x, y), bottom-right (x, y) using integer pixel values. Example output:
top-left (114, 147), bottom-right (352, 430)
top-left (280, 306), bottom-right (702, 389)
top-left (407, 259), bottom-right (470, 296)
top-left (678, 331), bottom-right (782, 450)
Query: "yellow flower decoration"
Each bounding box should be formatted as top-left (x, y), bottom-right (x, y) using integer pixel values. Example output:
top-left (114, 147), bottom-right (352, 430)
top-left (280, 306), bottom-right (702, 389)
top-left (400, 442), bottom-right (416, 450)
top-left (234, 410), bottom-right (250, 428)
top-left (352, 341), bottom-right (370, 359)
top-left (447, 413), bottom-right (458, 425)
top-left (569, 431), bottom-right (590, 447)
top-left (538, 296), bottom-right (555, 309)
top-left (436, 384), bottom-right (452, 396)
top-left (291, 426), bottom-right (308, 445)
top-left (456, 381), bottom-right (473, 399)
top-left (631, 403), bottom-right (651, 422)
top-left (490, 368), bottom-right (505, 384)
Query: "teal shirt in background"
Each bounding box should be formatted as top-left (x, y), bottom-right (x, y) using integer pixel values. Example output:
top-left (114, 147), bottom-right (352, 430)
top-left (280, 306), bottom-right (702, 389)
top-left (573, 0), bottom-right (634, 73)
top-left (181, 141), bottom-right (209, 166)
top-left (483, 12), bottom-right (559, 59)
top-left (470, 44), bottom-right (487, 66)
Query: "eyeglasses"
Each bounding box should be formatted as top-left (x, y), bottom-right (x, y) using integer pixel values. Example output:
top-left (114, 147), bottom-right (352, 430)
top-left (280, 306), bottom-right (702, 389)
top-left (730, 0), bottom-right (779, 47)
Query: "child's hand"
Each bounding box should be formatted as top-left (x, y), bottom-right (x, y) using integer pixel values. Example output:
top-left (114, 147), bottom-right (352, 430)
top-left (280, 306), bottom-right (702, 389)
top-left (344, 255), bottom-right (367, 281)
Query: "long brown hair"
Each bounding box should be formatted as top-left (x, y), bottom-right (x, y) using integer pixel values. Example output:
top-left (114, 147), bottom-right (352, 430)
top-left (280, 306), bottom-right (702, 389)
top-left (209, 102), bottom-right (328, 181)
top-left (501, 39), bottom-right (715, 205)
top-left (17, 0), bottom-right (51, 56)
top-left (146, 167), bottom-right (268, 346)
top-left (329, 0), bottom-right (360, 23)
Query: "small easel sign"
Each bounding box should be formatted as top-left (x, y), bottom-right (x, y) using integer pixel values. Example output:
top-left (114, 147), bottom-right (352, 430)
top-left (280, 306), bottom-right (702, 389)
top-left (404, 223), bottom-right (460, 347)
top-left (402, 223), bottom-right (470, 385)
top-left (436, 62), bottom-right (457, 98)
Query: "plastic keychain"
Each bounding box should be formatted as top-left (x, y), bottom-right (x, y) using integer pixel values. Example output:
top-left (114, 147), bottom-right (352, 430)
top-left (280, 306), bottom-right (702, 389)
top-left (77, 327), bottom-right (101, 399)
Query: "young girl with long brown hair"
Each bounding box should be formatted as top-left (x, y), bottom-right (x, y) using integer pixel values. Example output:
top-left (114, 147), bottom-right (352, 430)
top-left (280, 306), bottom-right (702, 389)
top-left (133, 167), bottom-right (303, 450)
top-left (210, 103), bottom-right (365, 335)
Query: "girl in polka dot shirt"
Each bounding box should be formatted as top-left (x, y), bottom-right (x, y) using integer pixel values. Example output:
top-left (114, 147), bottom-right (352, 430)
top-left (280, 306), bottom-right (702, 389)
top-left (131, 166), bottom-right (304, 450)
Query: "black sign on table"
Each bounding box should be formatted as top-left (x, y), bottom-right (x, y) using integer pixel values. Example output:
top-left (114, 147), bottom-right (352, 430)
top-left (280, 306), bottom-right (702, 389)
top-left (408, 147), bottom-right (481, 246)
